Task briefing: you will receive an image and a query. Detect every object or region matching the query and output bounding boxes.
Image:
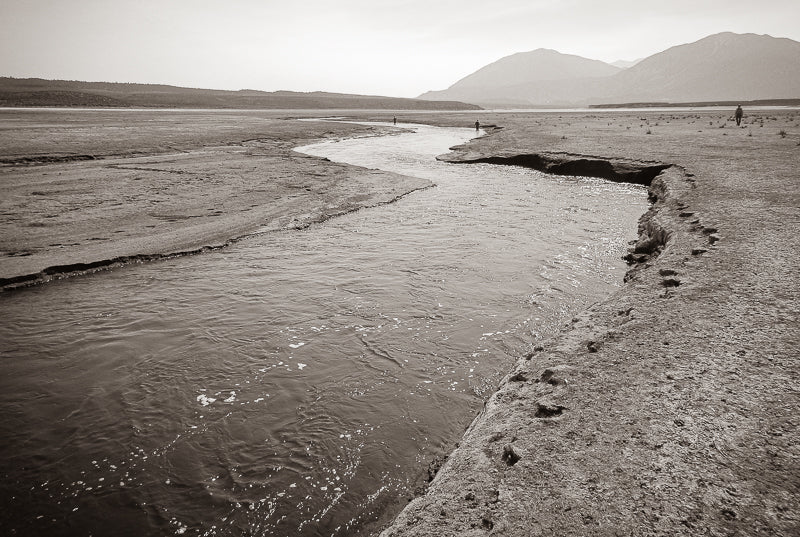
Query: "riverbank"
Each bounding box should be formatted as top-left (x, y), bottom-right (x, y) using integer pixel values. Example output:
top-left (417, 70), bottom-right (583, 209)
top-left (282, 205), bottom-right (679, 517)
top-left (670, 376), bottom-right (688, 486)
top-left (2, 108), bottom-right (797, 535)
top-left (1, 113), bottom-right (648, 537)
top-left (380, 110), bottom-right (799, 535)
top-left (0, 110), bottom-right (430, 289)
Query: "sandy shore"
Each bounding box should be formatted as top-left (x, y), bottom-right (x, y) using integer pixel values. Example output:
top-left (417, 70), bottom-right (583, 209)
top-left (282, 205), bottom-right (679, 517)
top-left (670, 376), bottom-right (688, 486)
top-left (0, 110), bottom-right (429, 289)
top-left (378, 109), bottom-right (799, 536)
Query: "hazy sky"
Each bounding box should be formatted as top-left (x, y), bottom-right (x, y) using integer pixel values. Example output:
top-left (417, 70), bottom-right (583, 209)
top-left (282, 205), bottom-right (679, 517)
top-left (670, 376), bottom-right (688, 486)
top-left (2, 0), bottom-right (799, 97)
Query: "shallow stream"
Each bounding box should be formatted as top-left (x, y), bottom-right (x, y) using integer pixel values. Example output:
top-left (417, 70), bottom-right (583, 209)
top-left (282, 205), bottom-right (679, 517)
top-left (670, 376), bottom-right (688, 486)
top-left (0, 122), bottom-right (646, 536)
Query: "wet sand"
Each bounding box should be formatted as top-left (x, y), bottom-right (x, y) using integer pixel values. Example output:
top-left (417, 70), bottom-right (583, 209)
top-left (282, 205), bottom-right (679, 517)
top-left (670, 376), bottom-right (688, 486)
top-left (379, 109), bottom-right (800, 536)
top-left (0, 109), bottom-right (428, 288)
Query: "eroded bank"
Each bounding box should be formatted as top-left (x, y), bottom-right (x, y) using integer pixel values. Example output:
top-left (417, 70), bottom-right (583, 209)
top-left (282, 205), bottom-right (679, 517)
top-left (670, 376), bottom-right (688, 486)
top-left (381, 110), bottom-right (799, 536)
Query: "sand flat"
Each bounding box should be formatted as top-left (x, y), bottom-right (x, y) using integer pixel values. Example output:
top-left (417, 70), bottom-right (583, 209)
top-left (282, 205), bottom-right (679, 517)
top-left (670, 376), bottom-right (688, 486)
top-left (0, 110), bottom-right (429, 287)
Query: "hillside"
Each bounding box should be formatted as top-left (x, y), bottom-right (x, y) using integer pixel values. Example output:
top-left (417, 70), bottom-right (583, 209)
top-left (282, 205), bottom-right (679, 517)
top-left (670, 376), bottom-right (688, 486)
top-left (419, 49), bottom-right (620, 106)
top-left (419, 32), bottom-right (800, 107)
top-left (593, 32), bottom-right (800, 104)
top-left (0, 78), bottom-right (480, 110)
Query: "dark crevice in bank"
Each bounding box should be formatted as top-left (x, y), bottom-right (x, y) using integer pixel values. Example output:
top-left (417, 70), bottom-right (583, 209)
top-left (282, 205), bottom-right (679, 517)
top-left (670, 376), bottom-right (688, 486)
top-left (0, 242), bottom-right (238, 292)
top-left (0, 154), bottom-right (101, 166)
top-left (439, 151), bottom-right (670, 186)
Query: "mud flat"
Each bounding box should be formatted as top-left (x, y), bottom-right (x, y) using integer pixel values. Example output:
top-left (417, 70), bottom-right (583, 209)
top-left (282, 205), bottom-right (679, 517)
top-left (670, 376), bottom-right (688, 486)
top-left (0, 109), bottom-right (428, 289)
top-left (380, 109), bottom-right (800, 536)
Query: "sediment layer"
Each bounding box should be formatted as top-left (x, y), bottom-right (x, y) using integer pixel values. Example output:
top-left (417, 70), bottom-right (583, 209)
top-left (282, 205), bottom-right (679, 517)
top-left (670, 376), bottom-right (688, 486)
top-left (438, 149), bottom-right (669, 186)
top-left (0, 112), bottom-right (431, 291)
top-left (381, 111), bottom-right (799, 536)
top-left (0, 181), bottom-right (432, 291)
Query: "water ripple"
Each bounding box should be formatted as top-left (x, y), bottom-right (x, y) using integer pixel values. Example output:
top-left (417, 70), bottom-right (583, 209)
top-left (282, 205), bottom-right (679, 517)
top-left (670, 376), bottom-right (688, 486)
top-left (0, 122), bottom-right (646, 536)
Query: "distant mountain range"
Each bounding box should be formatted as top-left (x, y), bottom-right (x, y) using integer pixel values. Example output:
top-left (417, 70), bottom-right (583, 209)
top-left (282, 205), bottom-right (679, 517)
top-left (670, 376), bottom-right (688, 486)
top-left (419, 32), bottom-right (800, 107)
top-left (0, 78), bottom-right (479, 110)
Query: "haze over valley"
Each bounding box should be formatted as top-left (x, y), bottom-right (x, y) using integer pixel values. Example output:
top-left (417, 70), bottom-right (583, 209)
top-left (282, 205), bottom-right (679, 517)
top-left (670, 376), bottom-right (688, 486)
top-left (3, 32), bottom-right (798, 110)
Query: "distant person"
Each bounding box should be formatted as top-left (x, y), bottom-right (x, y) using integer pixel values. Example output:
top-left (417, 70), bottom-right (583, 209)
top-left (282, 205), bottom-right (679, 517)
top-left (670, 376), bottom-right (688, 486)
top-left (735, 105), bottom-right (743, 126)
top-left (475, 120), bottom-right (480, 131)
top-left (393, 116), bottom-right (396, 125)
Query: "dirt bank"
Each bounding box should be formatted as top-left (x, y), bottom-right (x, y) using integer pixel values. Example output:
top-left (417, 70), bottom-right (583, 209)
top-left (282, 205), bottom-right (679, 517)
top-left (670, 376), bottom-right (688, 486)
top-left (0, 110), bottom-right (429, 289)
top-left (380, 109), bottom-right (799, 536)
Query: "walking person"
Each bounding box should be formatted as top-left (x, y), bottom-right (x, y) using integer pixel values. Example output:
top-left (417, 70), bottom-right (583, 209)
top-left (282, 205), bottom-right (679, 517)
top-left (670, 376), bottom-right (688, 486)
top-left (735, 105), bottom-right (743, 126)
top-left (475, 120), bottom-right (480, 131)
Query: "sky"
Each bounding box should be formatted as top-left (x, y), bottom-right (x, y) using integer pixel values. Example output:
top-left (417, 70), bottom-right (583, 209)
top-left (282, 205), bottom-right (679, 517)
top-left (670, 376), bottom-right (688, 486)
top-left (2, 0), bottom-right (799, 98)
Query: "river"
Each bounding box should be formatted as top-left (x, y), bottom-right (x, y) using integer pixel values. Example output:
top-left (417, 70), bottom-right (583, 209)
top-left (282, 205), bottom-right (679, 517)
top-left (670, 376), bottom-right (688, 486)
top-left (0, 122), bottom-right (646, 536)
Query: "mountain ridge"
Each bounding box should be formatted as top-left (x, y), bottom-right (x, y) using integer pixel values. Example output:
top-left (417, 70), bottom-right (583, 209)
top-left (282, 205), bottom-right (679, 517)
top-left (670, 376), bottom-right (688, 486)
top-left (419, 32), bottom-right (800, 107)
top-left (0, 77), bottom-right (481, 110)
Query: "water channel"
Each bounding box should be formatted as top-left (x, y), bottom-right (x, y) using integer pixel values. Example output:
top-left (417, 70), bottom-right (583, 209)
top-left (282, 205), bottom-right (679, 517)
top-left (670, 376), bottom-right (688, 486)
top-left (0, 122), bottom-right (647, 536)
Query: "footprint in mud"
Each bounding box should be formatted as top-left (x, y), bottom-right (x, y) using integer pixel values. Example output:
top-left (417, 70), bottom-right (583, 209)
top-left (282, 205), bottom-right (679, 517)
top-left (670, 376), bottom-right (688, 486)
top-left (538, 368), bottom-right (567, 386)
top-left (535, 402), bottom-right (566, 418)
top-left (501, 444), bottom-right (522, 466)
top-left (659, 268), bottom-right (681, 287)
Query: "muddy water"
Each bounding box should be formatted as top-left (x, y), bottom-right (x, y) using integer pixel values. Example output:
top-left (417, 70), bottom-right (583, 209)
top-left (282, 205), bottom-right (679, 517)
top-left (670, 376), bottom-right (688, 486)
top-left (0, 122), bottom-right (646, 536)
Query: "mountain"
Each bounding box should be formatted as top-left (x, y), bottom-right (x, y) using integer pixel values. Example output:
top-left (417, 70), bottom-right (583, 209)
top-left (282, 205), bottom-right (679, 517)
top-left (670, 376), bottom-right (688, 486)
top-left (0, 78), bottom-right (480, 110)
top-left (419, 49), bottom-right (621, 106)
top-left (419, 32), bottom-right (800, 107)
top-left (592, 32), bottom-right (800, 104)
top-left (435, 48), bottom-right (620, 88)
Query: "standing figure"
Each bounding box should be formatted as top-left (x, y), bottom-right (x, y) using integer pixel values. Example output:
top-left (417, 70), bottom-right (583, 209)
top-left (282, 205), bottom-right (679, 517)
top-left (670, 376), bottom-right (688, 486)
top-left (475, 120), bottom-right (480, 131)
top-left (735, 105), bottom-right (743, 126)
top-left (393, 116), bottom-right (397, 125)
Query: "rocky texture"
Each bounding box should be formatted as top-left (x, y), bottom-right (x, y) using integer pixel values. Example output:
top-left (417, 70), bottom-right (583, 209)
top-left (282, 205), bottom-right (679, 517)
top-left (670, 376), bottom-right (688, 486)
top-left (380, 109), bottom-right (799, 536)
top-left (0, 110), bottom-right (430, 290)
